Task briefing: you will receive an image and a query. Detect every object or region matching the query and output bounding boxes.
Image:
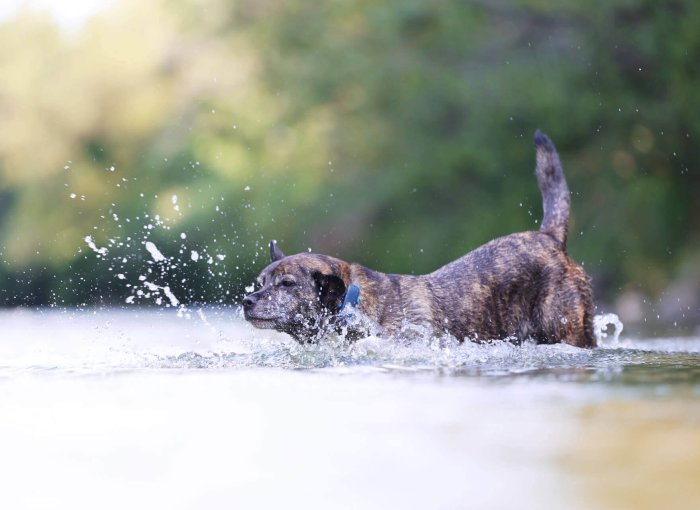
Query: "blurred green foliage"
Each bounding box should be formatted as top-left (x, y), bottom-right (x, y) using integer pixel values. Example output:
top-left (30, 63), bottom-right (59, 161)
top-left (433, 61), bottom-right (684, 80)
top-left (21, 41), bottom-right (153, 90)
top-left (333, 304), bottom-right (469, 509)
top-left (0, 0), bottom-right (698, 310)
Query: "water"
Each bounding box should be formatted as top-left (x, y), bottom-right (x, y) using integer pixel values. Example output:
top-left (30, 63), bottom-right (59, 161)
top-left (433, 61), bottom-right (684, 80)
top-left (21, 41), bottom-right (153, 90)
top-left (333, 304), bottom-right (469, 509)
top-left (1, 308), bottom-right (699, 510)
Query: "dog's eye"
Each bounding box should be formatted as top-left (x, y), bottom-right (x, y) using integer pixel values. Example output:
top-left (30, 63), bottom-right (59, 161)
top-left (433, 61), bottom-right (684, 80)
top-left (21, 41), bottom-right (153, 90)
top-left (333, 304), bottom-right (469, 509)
top-left (280, 279), bottom-right (296, 287)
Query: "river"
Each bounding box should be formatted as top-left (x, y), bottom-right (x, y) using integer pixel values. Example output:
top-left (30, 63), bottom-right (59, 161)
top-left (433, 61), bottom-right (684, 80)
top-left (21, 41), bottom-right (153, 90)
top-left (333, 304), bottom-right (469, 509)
top-left (1, 308), bottom-right (699, 510)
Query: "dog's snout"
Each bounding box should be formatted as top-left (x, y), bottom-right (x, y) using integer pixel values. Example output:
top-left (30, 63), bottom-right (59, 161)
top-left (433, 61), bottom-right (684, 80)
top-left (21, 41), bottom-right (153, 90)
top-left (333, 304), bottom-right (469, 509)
top-left (242, 294), bottom-right (258, 309)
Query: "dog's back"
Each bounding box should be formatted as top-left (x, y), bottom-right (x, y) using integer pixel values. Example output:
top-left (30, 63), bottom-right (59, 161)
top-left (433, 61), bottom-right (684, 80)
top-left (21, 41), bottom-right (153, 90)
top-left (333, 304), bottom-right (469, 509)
top-left (424, 131), bottom-right (594, 346)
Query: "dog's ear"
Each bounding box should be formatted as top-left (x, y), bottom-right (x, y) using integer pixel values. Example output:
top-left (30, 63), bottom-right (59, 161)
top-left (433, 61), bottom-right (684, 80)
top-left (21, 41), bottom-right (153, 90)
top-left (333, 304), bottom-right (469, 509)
top-left (313, 272), bottom-right (346, 311)
top-left (269, 240), bottom-right (285, 262)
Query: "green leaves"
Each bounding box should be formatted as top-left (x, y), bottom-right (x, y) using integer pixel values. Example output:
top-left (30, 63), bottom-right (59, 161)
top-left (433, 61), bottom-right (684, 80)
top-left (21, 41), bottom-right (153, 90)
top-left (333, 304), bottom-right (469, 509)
top-left (0, 0), bottom-right (698, 306)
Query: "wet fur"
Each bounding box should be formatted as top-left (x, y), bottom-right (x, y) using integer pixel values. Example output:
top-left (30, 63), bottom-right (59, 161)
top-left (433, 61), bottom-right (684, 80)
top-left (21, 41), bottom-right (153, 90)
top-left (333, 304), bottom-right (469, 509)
top-left (243, 131), bottom-right (595, 347)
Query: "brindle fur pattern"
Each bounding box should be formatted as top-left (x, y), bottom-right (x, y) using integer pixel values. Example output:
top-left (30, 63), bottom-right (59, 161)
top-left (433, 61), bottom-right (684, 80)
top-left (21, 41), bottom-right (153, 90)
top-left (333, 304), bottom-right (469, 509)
top-left (243, 131), bottom-right (595, 347)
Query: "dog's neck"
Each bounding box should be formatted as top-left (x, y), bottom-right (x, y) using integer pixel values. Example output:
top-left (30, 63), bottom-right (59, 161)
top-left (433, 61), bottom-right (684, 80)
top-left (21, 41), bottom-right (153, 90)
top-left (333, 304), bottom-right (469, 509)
top-left (343, 263), bottom-right (435, 336)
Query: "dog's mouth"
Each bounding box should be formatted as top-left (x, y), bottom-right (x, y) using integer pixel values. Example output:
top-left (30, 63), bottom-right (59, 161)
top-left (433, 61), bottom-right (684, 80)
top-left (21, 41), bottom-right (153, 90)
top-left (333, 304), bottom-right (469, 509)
top-left (244, 313), bottom-right (281, 329)
top-left (248, 319), bottom-right (276, 329)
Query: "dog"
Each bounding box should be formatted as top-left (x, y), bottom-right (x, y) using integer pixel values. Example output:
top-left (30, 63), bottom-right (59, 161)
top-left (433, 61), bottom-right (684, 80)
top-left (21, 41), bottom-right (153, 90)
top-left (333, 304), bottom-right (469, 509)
top-left (243, 131), bottom-right (595, 347)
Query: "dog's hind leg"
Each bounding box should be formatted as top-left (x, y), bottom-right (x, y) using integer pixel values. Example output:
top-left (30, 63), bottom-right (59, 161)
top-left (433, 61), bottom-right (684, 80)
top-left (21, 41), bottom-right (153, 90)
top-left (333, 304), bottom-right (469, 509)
top-left (550, 267), bottom-right (596, 348)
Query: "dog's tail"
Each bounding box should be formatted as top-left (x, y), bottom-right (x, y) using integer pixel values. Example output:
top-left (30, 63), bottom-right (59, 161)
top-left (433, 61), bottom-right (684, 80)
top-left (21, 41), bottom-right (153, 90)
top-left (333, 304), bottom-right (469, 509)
top-left (534, 130), bottom-right (570, 247)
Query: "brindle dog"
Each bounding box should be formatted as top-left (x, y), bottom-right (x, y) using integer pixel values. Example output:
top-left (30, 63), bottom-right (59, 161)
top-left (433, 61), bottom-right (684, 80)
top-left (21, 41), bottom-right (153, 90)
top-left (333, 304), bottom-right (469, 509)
top-left (243, 131), bottom-right (595, 347)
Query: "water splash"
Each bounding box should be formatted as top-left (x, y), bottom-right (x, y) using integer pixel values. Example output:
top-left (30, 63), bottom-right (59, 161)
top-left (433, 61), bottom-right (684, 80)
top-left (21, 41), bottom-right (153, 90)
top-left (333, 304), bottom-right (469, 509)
top-left (593, 313), bottom-right (624, 346)
top-left (84, 235), bottom-right (108, 256)
top-left (153, 333), bottom-right (595, 374)
top-left (145, 241), bottom-right (166, 262)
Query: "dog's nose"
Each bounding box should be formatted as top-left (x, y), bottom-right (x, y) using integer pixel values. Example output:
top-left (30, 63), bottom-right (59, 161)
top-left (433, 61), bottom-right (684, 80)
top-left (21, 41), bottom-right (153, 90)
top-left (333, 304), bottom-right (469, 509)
top-left (242, 294), bottom-right (257, 310)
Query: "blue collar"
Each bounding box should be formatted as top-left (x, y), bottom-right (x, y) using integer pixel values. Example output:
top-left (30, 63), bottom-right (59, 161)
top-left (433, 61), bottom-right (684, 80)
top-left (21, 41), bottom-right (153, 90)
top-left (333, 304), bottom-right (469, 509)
top-left (338, 284), bottom-right (361, 312)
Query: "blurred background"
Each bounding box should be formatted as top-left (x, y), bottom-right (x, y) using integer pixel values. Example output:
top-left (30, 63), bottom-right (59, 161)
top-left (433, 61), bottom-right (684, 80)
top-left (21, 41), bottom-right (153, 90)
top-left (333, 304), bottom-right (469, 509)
top-left (0, 0), bottom-right (698, 335)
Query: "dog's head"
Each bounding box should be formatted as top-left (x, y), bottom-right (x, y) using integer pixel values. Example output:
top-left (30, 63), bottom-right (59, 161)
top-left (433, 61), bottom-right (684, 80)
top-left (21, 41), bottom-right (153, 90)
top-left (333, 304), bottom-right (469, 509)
top-left (242, 241), bottom-right (350, 341)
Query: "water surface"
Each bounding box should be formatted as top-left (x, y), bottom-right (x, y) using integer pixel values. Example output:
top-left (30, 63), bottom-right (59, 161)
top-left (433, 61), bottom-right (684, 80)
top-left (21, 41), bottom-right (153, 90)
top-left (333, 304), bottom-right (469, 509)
top-left (1, 308), bottom-right (699, 510)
